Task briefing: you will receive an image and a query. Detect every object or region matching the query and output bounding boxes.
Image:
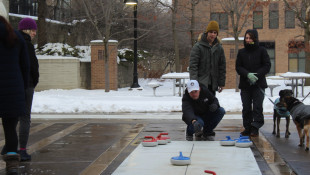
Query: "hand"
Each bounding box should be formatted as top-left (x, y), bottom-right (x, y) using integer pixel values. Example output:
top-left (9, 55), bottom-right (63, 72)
top-left (209, 103), bottom-right (218, 112)
top-left (193, 121), bottom-right (202, 133)
top-left (218, 86), bottom-right (224, 93)
top-left (247, 73), bottom-right (258, 84)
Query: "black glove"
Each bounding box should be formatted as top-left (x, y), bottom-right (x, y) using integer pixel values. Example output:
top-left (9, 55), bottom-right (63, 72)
top-left (193, 121), bottom-right (202, 134)
top-left (209, 103), bottom-right (218, 112)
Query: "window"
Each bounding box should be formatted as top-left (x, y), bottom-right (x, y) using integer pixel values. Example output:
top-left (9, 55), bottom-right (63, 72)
top-left (288, 41), bottom-right (305, 72)
top-left (98, 50), bottom-right (104, 60)
top-left (285, 10), bottom-right (295, 28)
top-left (260, 42), bottom-right (275, 75)
top-left (253, 11), bottom-right (263, 29)
top-left (269, 3), bottom-right (279, 29)
top-left (230, 49), bottom-right (235, 59)
top-left (210, 13), bottom-right (228, 30)
top-left (9, 0), bottom-right (38, 16)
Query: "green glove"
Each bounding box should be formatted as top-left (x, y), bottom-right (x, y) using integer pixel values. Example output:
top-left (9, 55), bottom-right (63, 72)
top-left (247, 73), bottom-right (258, 84)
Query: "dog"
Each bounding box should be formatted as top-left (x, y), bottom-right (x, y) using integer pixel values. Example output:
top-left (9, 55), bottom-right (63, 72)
top-left (272, 89), bottom-right (293, 138)
top-left (279, 96), bottom-right (310, 151)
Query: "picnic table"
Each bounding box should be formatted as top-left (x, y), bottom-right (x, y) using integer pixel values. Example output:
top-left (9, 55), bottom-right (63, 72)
top-left (161, 72), bottom-right (189, 96)
top-left (280, 72), bottom-right (310, 97)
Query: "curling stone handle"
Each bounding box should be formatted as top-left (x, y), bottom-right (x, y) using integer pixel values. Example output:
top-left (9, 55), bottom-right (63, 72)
top-left (204, 170), bottom-right (216, 175)
top-left (144, 136), bottom-right (156, 141)
top-left (226, 136), bottom-right (231, 140)
top-left (159, 132), bottom-right (169, 136)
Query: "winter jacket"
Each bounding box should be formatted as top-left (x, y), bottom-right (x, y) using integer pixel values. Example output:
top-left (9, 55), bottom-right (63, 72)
top-left (236, 29), bottom-right (271, 89)
top-left (189, 33), bottom-right (226, 91)
top-left (289, 103), bottom-right (310, 128)
top-left (19, 31), bottom-right (39, 88)
top-left (0, 22), bottom-right (29, 117)
top-left (182, 84), bottom-right (220, 125)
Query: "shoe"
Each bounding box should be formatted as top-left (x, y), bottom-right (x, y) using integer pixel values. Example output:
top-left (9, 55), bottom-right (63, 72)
top-left (240, 128), bottom-right (251, 136)
top-left (250, 127), bottom-right (259, 137)
top-left (186, 135), bottom-right (193, 141)
top-left (3, 152), bottom-right (20, 175)
top-left (203, 132), bottom-right (216, 141)
top-left (1, 145), bottom-right (7, 155)
top-left (18, 150), bottom-right (31, 161)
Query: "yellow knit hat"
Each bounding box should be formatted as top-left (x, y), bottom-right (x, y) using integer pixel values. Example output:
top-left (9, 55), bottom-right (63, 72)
top-left (206, 21), bottom-right (219, 34)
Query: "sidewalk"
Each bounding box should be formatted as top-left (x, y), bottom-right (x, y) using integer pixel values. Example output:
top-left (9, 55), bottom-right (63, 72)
top-left (0, 113), bottom-right (305, 175)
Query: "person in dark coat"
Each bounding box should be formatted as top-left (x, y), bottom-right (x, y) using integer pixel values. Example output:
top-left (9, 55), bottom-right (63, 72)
top-left (189, 21), bottom-right (226, 95)
top-left (17, 17), bottom-right (39, 161)
top-left (182, 80), bottom-right (225, 141)
top-left (0, 15), bottom-right (29, 175)
top-left (236, 29), bottom-right (271, 137)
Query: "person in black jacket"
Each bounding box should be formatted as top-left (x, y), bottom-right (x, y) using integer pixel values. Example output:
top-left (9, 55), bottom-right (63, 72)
top-left (182, 80), bottom-right (225, 141)
top-left (0, 15), bottom-right (29, 175)
top-left (236, 29), bottom-right (271, 137)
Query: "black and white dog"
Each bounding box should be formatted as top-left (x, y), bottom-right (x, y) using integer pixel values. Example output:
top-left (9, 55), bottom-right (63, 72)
top-left (272, 89), bottom-right (293, 138)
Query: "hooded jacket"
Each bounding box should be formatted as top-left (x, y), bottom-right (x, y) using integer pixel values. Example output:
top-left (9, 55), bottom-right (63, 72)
top-left (0, 22), bottom-right (29, 117)
top-left (236, 29), bottom-right (271, 89)
top-left (182, 83), bottom-right (220, 125)
top-left (189, 33), bottom-right (226, 91)
top-left (289, 103), bottom-right (310, 129)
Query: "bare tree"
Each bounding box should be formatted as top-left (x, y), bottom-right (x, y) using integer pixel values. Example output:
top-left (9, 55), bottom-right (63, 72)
top-left (284, 0), bottom-right (310, 84)
top-left (217, 0), bottom-right (258, 91)
top-left (37, 0), bottom-right (48, 49)
top-left (156, 0), bottom-right (181, 73)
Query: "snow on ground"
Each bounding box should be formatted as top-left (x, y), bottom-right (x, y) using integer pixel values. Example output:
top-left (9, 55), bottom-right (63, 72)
top-left (32, 77), bottom-right (310, 114)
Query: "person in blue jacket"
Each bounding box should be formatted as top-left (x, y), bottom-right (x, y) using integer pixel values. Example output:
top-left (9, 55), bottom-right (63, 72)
top-left (236, 29), bottom-right (271, 137)
top-left (0, 15), bottom-right (29, 175)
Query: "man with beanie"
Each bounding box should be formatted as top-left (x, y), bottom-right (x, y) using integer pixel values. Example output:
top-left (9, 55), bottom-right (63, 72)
top-left (182, 80), bottom-right (225, 141)
top-left (1, 17), bottom-right (40, 161)
top-left (236, 29), bottom-right (271, 137)
top-left (189, 21), bottom-right (226, 96)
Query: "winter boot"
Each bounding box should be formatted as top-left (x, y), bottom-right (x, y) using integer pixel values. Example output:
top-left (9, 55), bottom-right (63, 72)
top-left (18, 150), bottom-right (31, 161)
top-left (3, 152), bottom-right (20, 175)
top-left (240, 128), bottom-right (251, 136)
top-left (1, 145), bottom-right (7, 155)
top-left (250, 127), bottom-right (259, 137)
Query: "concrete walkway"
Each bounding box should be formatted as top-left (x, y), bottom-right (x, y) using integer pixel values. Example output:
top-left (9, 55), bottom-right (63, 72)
top-left (0, 114), bottom-right (304, 175)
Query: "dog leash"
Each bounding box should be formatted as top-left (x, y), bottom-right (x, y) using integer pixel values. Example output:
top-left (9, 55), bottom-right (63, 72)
top-left (258, 86), bottom-right (275, 105)
top-left (301, 91), bottom-right (310, 102)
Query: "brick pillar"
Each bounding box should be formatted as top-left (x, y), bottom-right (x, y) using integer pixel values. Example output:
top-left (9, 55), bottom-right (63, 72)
top-left (90, 40), bottom-right (118, 90)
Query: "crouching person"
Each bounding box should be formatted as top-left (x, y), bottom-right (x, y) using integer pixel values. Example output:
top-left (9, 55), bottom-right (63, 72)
top-left (182, 80), bottom-right (225, 141)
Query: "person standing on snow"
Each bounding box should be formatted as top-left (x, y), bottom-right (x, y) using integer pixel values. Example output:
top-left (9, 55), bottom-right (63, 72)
top-left (236, 29), bottom-right (271, 137)
top-left (189, 21), bottom-right (226, 96)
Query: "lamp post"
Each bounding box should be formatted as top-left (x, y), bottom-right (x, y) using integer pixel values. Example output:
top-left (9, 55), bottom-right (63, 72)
top-left (125, 0), bottom-right (140, 89)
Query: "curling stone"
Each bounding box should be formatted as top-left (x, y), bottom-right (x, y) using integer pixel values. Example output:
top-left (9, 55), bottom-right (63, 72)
top-left (142, 136), bottom-right (158, 147)
top-left (156, 134), bottom-right (168, 145)
top-left (235, 139), bottom-right (253, 148)
top-left (204, 170), bottom-right (217, 175)
top-left (170, 152), bottom-right (191, 166)
top-left (220, 136), bottom-right (235, 146)
top-left (157, 132), bottom-right (171, 143)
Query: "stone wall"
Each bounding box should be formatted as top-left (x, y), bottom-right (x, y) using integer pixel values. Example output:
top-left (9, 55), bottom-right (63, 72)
top-left (36, 56), bottom-right (81, 91)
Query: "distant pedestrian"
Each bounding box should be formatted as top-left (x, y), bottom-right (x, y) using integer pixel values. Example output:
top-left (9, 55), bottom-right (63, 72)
top-left (17, 17), bottom-right (39, 161)
top-left (0, 15), bottom-right (29, 174)
top-left (189, 21), bottom-right (226, 96)
top-left (236, 29), bottom-right (271, 137)
top-left (182, 80), bottom-right (225, 141)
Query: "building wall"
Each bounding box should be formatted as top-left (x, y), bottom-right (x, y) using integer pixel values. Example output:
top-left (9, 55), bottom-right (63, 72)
top-left (90, 40), bottom-right (118, 90)
top-left (36, 57), bottom-right (81, 91)
top-left (179, 0), bottom-right (305, 89)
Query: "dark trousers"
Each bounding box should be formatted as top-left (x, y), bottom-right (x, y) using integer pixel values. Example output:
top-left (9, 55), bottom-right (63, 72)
top-left (19, 87), bottom-right (34, 149)
top-left (240, 87), bottom-right (265, 130)
top-left (2, 117), bottom-right (19, 153)
top-left (186, 107), bottom-right (225, 135)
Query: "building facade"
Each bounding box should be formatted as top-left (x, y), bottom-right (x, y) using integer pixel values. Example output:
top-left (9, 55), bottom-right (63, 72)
top-left (178, 0), bottom-right (306, 89)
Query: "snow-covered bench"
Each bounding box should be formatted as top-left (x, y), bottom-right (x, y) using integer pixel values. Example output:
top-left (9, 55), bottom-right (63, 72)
top-left (147, 82), bottom-right (163, 96)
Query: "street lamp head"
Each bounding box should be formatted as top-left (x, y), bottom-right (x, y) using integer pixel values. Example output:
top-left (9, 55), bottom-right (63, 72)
top-left (124, 0), bottom-right (138, 5)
